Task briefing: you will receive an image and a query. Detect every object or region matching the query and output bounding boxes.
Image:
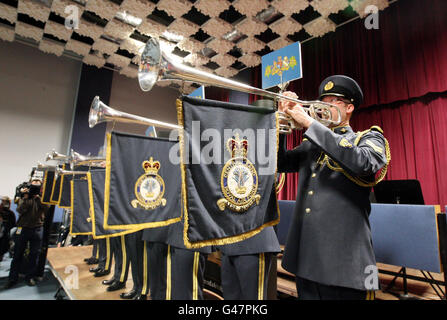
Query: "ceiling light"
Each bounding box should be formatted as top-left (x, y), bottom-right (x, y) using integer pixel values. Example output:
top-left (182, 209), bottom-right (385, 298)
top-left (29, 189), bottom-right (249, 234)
top-left (115, 11), bottom-right (143, 27)
top-left (162, 30), bottom-right (184, 43)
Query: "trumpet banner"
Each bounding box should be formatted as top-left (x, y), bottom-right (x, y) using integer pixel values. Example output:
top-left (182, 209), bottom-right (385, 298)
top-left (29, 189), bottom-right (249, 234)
top-left (104, 132), bottom-right (182, 230)
top-left (59, 165), bottom-right (90, 209)
top-left (70, 177), bottom-right (92, 236)
top-left (87, 169), bottom-right (136, 239)
top-left (41, 170), bottom-right (55, 205)
top-left (177, 96), bottom-right (280, 249)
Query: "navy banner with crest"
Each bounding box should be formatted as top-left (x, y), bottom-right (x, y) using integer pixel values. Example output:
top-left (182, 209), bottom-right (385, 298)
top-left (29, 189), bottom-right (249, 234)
top-left (177, 96), bottom-right (280, 249)
top-left (87, 169), bottom-right (137, 238)
top-left (104, 132), bottom-right (182, 230)
top-left (41, 170), bottom-right (55, 205)
top-left (70, 177), bottom-right (92, 235)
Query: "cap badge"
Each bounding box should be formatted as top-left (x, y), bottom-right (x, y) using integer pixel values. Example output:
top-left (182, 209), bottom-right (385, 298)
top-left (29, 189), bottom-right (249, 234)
top-left (324, 81), bottom-right (334, 91)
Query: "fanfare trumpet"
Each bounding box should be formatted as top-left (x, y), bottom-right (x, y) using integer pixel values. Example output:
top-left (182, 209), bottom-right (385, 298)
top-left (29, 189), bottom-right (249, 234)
top-left (138, 37), bottom-right (342, 134)
top-left (45, 150), bottom-right (71, 162)
top-left (70, 149), bottom-right (105, 167)
top-left (89, 96), bottom-right (180, 130)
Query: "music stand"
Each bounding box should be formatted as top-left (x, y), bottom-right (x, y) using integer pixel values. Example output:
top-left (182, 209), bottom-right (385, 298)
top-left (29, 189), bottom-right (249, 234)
top-left (374, 179), bottom-right (425, 205)
top-left (373, 179), bottom-right (425, 300)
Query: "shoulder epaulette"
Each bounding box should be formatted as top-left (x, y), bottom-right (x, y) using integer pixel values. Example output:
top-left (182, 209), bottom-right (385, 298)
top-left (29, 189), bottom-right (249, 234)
top-left (370, 125), bottom-right (383, 134)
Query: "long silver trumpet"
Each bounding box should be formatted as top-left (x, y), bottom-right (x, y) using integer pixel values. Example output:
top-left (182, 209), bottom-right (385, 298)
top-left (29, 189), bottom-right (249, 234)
top-left (37, 162), bottom-right (57, 171)
top-left (89, 96), bottom-right (180, 130)
top-left (138, 37), bottom-right (342, 134)
top-left (56, 168), bottom-right (89, 175)
top-left (45, 150), bottom-right (71, 162)
top-left (70, 149), bottom-right (105, 166)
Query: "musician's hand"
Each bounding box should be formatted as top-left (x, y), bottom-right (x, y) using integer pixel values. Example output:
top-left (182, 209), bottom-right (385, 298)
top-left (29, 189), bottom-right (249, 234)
top-left (286, 105), bottom-right (315, 129)
top-left (278, 91), bottom-right (299, 113)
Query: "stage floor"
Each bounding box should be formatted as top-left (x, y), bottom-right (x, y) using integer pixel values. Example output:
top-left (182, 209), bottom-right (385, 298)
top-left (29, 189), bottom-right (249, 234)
top-left (47, 246), bottom-right (133, 300)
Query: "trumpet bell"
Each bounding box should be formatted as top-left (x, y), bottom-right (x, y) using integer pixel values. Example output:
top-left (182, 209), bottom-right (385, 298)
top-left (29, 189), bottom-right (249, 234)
top-left (89, 96), bottom-right (103, 128)
top-left (138, 37), bottom-right (162, 92)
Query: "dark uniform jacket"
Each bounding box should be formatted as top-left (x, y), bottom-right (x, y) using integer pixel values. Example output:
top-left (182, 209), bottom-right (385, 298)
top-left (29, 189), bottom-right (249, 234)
top-left (278, 121), bottom-right (388, 290)
top-left (16, 196), bottom-right (49, 229)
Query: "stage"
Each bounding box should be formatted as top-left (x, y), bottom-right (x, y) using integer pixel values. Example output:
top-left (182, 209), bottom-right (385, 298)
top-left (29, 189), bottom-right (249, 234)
top-left (47, 245), bottom-right (133, 300)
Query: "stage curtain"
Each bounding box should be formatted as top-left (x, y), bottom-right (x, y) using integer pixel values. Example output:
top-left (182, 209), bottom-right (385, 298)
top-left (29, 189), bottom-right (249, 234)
top-left (205, 86), bottom-right (229, 102)
top-left (283, 0), bottom-right (447, 109)
top-left (275, 0), bottom-right (447, 207)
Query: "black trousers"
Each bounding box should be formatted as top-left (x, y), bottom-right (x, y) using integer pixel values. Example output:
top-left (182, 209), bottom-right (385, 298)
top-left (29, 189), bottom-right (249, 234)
top-left (9, 226), bottom-right (43, 281)
top-left (295, 277), bottom-right (375, 300)
top-left (148, 243), bottom-right (208, 300)
top-left (97, 238), bottom-right (112, 271)
top-left (221, 253), bottom-right (273, 300)
top-left (110, 235), bottom-right (130, 283)
top-left (91, 239), bottom-right (99, 259)
top-left (125, 231), bottom-right (147, 294)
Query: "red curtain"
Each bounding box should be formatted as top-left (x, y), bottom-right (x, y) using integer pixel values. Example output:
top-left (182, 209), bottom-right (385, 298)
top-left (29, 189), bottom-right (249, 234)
top-left (286, 0), bottom-right (447, 108)
top-left (205, 86), bottom-right (229, 102)
top-left (278, 92), bottom-right (447, 207)
top-left (276, 0), bottom-right (447, 207)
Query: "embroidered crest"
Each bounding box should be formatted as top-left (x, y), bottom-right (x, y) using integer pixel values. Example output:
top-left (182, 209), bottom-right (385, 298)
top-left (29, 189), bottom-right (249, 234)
top-left (339, 138), bottom-right (353, 148)
top-left (217, 134), bottom-right (261, 213)
top-left (324, 81), bottom-right (334, 91)
top-left (131, 157), bottom-right (167, 210)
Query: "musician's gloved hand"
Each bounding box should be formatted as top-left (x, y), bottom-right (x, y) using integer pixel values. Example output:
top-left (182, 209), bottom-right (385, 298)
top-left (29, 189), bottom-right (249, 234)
top-left (285, 104), bottom-right (315, 130)
top-left (278, 91), bottom-right (299, 113)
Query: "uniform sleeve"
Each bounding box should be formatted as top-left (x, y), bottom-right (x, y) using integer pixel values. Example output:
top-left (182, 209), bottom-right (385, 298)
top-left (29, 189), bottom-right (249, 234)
top-left (277, 134), bottom-right (307, 173)
top-left (304, 121), bottom-right (388, 177)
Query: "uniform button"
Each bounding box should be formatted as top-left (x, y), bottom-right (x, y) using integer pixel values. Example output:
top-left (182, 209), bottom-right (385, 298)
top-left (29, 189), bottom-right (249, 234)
top-left (305, 208), bottom-right (311, 214)
top-left (311, 173), bottom-right (317, 178)
top-left (308, 191), bottom-right (314, 196)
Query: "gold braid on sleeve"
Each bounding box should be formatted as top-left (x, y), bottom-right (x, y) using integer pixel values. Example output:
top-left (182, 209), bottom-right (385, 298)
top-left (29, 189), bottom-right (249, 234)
top-left (323, 128), bottom-right (391, 187)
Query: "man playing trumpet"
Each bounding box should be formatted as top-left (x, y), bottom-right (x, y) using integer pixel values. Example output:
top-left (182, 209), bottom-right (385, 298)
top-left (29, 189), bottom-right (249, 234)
top-left (277, 75), bottom-right (390, 300)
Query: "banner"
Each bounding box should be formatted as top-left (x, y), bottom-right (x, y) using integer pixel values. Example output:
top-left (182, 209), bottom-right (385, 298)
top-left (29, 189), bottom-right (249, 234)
top-left (177, 96), bottom-right (280, 249)
top-left (87, 169), bottom-right (137, 239)
top-left (59, 166), bottom-right (90, 209)
top-left (69, 177), bottom-right (92, 235)
top-left (104, 132), bottom-right (182, 230)
top-left (188, 86), bottom-right (205, 99)
top-left (41, 170), bottom-right (55, 205)
top-left (262, 41), bottom-right (302, 89)
top-left (49, 165), bottom-right (64, 205)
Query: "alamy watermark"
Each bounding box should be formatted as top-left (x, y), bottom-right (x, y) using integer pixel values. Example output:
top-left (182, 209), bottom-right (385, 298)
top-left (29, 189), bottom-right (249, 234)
top-left (168, 122), bottom-right (277, 176)
top-left (364, 265), bottom-right (379, 290)
top-left (364, 5), bottom-right (380, 30)
top-left (64, 5), bottom-right (79, 30)
top-left (64, 265), bottom-right (79, 290)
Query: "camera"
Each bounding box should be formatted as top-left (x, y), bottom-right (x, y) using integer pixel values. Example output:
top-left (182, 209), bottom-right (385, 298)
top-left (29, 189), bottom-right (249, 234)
top-left (15, 182), bottom-right (41, 200)
top-left (15, 181), bottom-right (30, 200)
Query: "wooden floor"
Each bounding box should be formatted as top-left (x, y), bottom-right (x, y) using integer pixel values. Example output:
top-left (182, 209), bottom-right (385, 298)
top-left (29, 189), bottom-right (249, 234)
top-left (48, 246), bottom-right (446, 300)
top-left (47, 246), bottom-right (133, 300)
top-left (276, 257), bottom-right (446, 300)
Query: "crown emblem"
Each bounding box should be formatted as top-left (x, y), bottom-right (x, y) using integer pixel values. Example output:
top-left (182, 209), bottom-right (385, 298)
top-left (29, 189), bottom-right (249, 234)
top-left (226, 134), bottom-right (248, 158)
top-left (132, 156), bottom-right (166, 210)
top-left (142, 157), bottom-right (160, 174)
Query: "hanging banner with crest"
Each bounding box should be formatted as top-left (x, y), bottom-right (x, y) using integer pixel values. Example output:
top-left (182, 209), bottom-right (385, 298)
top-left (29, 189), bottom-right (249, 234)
top-left (87, 169), bottom-right (138, 239)
top-left (104, 132), bottom-right (182, 230)
top-left (41, 169), bottom-right (56, 205)
top-left (177, 96), bottom-right (280, 249)
top-left (69, 177), bottom-right (92, 236)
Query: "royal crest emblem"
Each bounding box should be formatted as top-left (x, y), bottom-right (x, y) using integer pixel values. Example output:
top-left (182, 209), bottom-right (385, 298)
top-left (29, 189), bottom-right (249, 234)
top-left (217, 134), bottom-right (261, 213)
top-left (131, 157), bottom-right (167, 210)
